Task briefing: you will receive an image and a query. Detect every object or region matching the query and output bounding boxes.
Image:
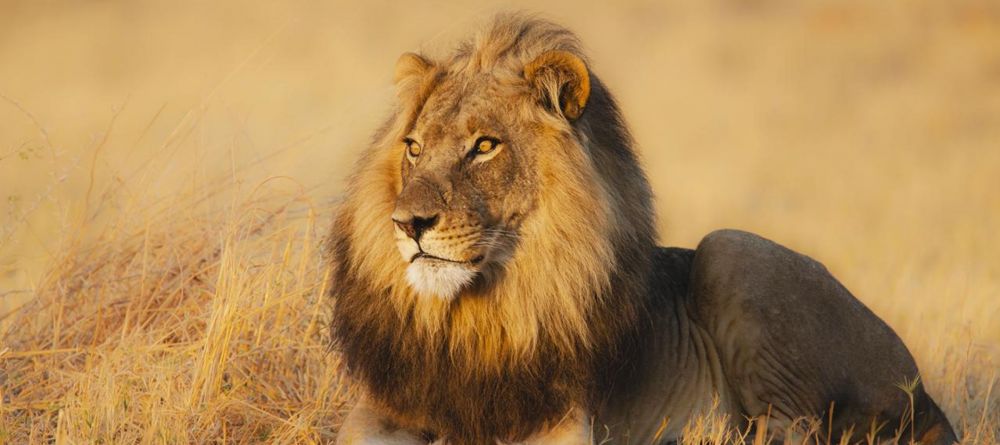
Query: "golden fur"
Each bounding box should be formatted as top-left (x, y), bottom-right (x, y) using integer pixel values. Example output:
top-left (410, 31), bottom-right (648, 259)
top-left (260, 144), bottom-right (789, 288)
top-left (329, 12), bottom-right (656, 444)
top-left (332, 14), bottom-right (651, 367)
top-left (328, 12), bottom-right (956, 445)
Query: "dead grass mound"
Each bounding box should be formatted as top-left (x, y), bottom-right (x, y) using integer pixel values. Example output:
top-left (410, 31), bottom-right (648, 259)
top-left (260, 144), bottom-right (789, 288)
top-left (1, 180), bottom-right (350, 443)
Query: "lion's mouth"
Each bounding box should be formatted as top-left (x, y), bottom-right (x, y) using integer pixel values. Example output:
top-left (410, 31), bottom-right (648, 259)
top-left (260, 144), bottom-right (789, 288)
top-left (404, 252), bottom-right (482, 300)
top-left (410, 252), bottom-right (485, 265)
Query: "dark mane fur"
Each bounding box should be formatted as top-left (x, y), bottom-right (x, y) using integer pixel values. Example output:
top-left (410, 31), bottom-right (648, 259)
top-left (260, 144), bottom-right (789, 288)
top-left (329, 14), bottom-right (658, 444)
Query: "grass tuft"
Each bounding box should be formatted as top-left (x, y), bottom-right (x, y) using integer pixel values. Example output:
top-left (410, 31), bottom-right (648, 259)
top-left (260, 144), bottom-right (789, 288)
top-left (1, 180), bottom-right (350, 443)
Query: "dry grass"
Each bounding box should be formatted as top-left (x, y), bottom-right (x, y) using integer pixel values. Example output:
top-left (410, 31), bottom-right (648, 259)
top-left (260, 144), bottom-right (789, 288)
top-left (1, 1), bottom-right (998, 443)
top-left (1, 174), bottom-right (348, 442)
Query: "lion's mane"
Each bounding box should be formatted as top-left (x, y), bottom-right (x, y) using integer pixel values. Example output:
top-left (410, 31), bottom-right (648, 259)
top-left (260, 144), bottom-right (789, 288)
top-left (328, 14), bottom-right (657, 444)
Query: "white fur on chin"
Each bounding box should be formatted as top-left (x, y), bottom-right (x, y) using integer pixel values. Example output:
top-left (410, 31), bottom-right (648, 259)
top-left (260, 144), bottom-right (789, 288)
top-left (405, 260), bottom-right (476, 300)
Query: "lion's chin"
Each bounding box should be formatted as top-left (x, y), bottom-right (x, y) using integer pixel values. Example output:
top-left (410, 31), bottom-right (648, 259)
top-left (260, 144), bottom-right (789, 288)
top-left (405, 259), bottom-right (477, 301)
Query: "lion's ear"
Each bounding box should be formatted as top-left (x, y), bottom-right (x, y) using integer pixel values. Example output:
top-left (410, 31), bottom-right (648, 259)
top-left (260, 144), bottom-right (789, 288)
top-left (524, 50), bottom-right (591, 121)
top-left (394, 52), bottom-right (433, 98)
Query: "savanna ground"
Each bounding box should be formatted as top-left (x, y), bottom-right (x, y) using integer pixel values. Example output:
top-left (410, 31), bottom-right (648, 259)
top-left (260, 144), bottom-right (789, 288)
top-left (1, 1), bottom-right (998, 443)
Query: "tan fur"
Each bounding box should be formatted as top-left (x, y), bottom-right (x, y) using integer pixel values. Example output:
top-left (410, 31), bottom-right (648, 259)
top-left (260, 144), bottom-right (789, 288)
top-left (524, 50), bottom-right (591, 120)
top-left (337, 14), bottom-right (633, 369)
top-left (330, 13), bottom-right (957, 445)
top-left (329, 13), bottom-right (656, 444)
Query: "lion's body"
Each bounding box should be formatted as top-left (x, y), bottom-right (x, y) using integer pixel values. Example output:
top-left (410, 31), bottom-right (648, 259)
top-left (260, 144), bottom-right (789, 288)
top-left (596, 237), bottom-right (956, 444)
top-left (328, 13), bottom-right (956, 445)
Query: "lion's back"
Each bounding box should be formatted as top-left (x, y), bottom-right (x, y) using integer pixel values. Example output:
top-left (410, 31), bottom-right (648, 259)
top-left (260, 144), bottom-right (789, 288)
top-left (687, 229), bottom-right (935, 441)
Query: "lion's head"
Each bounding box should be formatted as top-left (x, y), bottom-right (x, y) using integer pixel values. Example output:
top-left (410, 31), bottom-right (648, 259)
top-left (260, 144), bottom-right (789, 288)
top-left (389, 46), bottom-right (593, 300)
top-left (329, 13), bottom-right (657, 442)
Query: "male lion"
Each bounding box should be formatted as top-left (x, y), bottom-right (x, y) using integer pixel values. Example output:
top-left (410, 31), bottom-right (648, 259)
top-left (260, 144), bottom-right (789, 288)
top-left (328, 13), bottom-right (957, 445)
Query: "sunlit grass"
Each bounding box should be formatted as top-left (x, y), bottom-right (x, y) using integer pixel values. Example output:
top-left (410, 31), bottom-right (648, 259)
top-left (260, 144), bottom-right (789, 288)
top-left (0, 167), bottom-right (350, 442)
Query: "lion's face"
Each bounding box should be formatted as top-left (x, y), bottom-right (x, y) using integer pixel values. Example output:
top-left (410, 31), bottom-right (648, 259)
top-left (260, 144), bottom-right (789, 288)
top-left (392, 77), bottom-right (540, 299)
top-left (389, 50), bottom-right (591, 300)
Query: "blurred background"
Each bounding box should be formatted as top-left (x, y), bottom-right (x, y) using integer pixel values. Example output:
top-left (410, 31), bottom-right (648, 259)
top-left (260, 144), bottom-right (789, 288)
top-left (1, 0), bottom-right (998, 438)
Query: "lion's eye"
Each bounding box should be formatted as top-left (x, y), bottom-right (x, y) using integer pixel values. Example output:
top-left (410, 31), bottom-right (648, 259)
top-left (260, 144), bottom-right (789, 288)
top-left (404, 138), bottom-right (422, 158)
top-left (474, 137), bottom-right (499, 155)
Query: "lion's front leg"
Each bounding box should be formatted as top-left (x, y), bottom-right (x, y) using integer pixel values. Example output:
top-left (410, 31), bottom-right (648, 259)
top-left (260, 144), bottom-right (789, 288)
top-left (503, 409), bottom-right (593, 445)
top-left (336, 396), bottom-right (429, 445)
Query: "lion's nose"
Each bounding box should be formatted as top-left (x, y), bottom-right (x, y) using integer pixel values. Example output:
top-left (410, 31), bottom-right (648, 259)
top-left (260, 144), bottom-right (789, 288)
top-left (392, 212), bottom-right (439, 242)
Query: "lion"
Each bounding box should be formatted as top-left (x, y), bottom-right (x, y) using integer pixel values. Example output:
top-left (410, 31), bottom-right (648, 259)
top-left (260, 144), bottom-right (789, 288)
top-left (327, 13), bottom-right (957, 445)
